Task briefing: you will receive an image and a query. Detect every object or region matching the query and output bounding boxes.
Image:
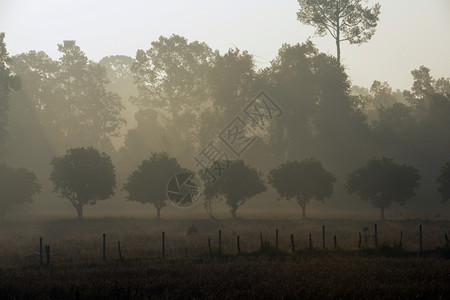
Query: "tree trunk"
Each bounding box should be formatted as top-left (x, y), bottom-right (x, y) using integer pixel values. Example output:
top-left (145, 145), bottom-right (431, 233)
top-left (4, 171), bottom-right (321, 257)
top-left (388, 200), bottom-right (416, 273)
top-left (336, 2), bottom-right (341, 66)
top-left (75, 205), bottom-right (83, 219)
top-left (380, 207), bottom-right (385, 221)
top-left (336, 37), bottom-right (341, 66)
top-left (301, 204), bottom-right (306, 219)
top-left (156, 207), bottom-right (161, 219)
top-left (231, 208), bottom-right (237, 219)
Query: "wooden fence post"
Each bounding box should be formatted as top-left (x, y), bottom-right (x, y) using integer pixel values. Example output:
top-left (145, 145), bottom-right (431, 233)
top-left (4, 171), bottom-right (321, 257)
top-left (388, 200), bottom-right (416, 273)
top-left (374, 224), bottom-right (378, 248)
top-left (118, 241), bottom-right (123, 261)
top-left (445, 234), bottom-right (449, 248)
top-left (419, 225), bottom-right (423, 252)
top-left (260, 232), bottom-right (263, 249)
top-left (162, 232), bottom-right (165, 258)
top-left (39, 237), bottom-right (43, 265)
top-left (333, 235), bottom-right (337, 249)
top-left (276, 229), bottom-right (279, 250)
top-left (237, 236), bottom-right (241, 255)
top-left (45, 245), bottom-right (50, 265)
top-left (400, 231), bottom-right (403, 248)
top-left (358, 232), bottom-right (362, 249)
top-left (290, 234), bottom-right (295, 253)
top-left (309, 234), bottom-right (312, 250)
top-left (102, 233), bottom-right (106, 262)
top-left (218, 230), bottom-right (222, 256)
top-left (322, 225), bottom-right (325, 250)
top-left (208, 237), bottom-right (211, 255)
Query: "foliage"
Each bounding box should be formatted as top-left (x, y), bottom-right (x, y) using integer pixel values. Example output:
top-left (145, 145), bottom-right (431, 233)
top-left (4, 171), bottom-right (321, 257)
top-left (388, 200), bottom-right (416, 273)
top-left (123, 152), bottom-right (187, 219)
top-left (130, 34), bottom-right (212, 123)
top-left (0, 32), bottom-right (21, 150)
top-left (268, 159), bottom-right (336, 219)
top-left (10, 41), bottom-right (125, 152)
top-left (200, 160), bottom-right (266, 218)
top-left (50, 147), bottom-right (116, 219)
top-left (437, 161), bottom-right (450, 203)
top-left (346, 157), bottom-right (421, 220)
top-left (0, 163), bottom-right (41, 220)
top-left (297, 0), bottom-right (381, 63)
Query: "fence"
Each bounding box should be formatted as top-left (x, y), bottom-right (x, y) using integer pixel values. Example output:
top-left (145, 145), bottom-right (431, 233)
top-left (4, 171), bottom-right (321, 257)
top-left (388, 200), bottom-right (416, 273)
top-left (32, 224), bottom-right (449, 265)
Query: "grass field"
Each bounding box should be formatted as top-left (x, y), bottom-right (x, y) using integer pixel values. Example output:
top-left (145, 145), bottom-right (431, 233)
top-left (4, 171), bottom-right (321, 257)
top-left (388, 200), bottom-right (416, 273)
top-left (0, 217), bottom-right (449, 299)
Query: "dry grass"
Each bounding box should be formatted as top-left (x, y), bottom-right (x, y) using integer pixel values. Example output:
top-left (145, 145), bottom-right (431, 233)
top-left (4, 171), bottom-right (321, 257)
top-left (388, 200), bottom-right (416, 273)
top-left (0, 217), bottom-right (448, 299)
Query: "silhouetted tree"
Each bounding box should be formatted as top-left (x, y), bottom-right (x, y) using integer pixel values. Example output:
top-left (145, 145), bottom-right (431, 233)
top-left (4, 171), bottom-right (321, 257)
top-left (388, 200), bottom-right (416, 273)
top-left (0, 164), bottom-right (41, 222)
top-left (296, 0), bottom-right (381, 64)
top-left (123, 152), bottom-right (187, 219)
top-left (57, 41), bottom-right (125, 150)
top-left (269, 159), bottom-right (336, 219)
top-left (50, 147), bottom-right (116, 219)
top-left (10, 43), bottom-right (125, 153)
top-left (256, 41), bottom-right (319, 162)
top-left (130, 35), bottom-right (212, 140)
top-left (201, 160), bottom-right (266, 219)
top-left (437, 161), bottom-right (450, 203)
top-left (208, 47), bottom-right (255, 119)
top-left (346, 157), bottom-right (421, 220)
top-left (0, 32), bottom-right (21, 150)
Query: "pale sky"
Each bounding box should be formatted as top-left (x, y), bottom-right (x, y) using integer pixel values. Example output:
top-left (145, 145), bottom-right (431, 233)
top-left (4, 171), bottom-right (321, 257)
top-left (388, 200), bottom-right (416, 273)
top-left (1, 0), bottom-right (449, 90)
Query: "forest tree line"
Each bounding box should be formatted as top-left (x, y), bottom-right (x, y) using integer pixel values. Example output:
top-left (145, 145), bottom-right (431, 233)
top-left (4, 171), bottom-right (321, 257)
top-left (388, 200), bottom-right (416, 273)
top-left (0, 32), bottom-right (449, 220)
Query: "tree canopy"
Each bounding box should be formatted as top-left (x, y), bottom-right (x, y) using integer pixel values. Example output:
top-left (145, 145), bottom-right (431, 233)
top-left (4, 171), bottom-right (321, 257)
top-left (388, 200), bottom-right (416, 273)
top-left (50, 147), bottom-right (116, 219)
top-left (0, 32), bottom-right (21, 151)
top-left (0, 164), bottom-right (41, 221)
top-left (297, 0), bottom-right (381, 64)
top-left (201, 160), bottom-right (266, 219)
top-left (269, 159), bottom-right (336, 219)
top-left (123, 152), bottom-right (187, 219)
top-left (346, 157), bottom-right (421, 220)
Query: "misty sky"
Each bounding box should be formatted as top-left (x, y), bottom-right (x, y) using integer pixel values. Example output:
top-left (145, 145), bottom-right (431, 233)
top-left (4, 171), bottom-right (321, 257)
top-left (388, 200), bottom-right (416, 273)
top-left (1, 0), bottom-right (449, 90)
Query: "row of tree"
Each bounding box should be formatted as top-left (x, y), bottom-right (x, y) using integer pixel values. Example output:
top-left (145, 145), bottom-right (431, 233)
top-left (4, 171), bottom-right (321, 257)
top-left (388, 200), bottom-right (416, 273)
top-left (2, 146), bottom-right (449, 221)
top-left (1, 23), bottom-right (449, 216)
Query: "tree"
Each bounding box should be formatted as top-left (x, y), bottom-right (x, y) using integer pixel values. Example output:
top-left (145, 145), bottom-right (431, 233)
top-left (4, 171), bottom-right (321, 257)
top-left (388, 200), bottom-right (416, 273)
top-left (0, 33), bottom-right (21, 150)
top-left (50, 147), bottom-right (116, 219)
top-left (123, 152), bottom-right (187, 219)
top-left (437, 161), bottom-right (450, 203)
top-left (56, 41), bottom-right (125, 150)
top-left (268, 159), bottom-right (336, 219)
top-left (0, 164), bottom-right (41, 221)
top-left (346, 157), bottom-right (421, 220)
top-left (296, 0), bottom-right (381, 64)
top-left (201, 160), bottom-right (266, 219)
top-left (130, 35), bottom-right (213, 137)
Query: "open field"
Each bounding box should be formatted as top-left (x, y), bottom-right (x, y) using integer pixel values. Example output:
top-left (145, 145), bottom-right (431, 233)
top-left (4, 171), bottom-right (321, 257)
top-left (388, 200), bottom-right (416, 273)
top-left (0, 217), bottom-right (449, 299)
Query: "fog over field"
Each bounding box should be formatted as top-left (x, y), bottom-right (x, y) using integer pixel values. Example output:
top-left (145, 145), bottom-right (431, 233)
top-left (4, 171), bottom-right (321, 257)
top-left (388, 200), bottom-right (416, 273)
top-left (1, 1), bottom-right (450, 299)
top-left (0, 0), bottom-right (449, 222)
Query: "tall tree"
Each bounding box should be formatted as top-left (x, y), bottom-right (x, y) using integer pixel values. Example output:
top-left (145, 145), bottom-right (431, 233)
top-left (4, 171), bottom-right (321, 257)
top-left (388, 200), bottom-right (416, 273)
top-left (130, 35), bottom-right (213, 138)
top-left (0, 164), bottom-right (41, 222)
top-left (123, 152), bottom-right (187, 219)
top-left (346, 157), bottom-right (421, 220)
top-left (50, 147), bottom-right (116, 219)
top-left (0, 33), bottom-right (21, 151)
top-left (256, 41), bottom-right (319, 162)
top-left (296, 0), bottom-right (381, 64)
top-left (56, 41), bottom-right (125, 150)
top-left (268, 159), bottom-right (336, 219)
top-left (200, 160), bottom-right (266, 219)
